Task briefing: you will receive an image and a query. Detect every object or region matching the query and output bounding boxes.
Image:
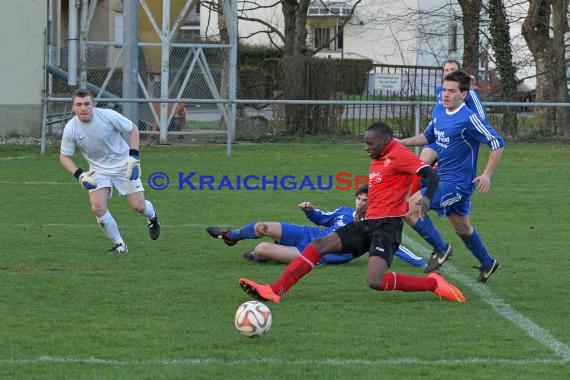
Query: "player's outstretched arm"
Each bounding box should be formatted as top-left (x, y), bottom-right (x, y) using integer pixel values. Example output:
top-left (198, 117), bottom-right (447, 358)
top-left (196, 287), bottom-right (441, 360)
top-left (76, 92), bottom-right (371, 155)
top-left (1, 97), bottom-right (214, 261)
top-left (399, 133), bottom-right (428, 147)
top-left (60, 153), bottom-right (97, 190)
top-left (473, 147), bottom-right (504, 193)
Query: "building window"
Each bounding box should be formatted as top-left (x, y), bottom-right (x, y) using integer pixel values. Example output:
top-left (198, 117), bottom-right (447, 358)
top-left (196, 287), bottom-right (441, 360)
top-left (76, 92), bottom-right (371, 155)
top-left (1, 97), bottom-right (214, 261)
top-left (336, 25), bottom-right (343, 50)
top-left (185, 3), bottom-right (200, 26)
top-left (449, 23), bottom-right (457, 52)
top-left (314, 27), bottom-right (331, 50)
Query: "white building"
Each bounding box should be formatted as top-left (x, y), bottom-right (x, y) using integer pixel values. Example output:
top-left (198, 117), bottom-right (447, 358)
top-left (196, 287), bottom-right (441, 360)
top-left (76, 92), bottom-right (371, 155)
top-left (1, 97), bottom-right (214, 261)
top-left (200, 0), bottom-right (463, 67)
top-left (0, 0), bottom-right (46, 137)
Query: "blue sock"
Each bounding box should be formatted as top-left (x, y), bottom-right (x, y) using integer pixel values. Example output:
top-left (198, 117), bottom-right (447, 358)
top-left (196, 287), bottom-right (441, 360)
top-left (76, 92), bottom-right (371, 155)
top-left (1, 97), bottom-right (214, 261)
top-left (228, 222), bottom-right (257, 241)
top-left (411, 216), bottom-right (448, 253)
top-left (394, 246), bottom-right (427, 268)
top-left (462, 229), bottom-right (494, 268)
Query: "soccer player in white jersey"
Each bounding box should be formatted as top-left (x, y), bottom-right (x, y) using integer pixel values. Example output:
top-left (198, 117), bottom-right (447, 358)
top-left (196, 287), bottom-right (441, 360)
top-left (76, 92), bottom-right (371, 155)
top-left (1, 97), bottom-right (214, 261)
top-left (400, 70), bottom-right (504, 282)
top-left (59, 88), bottom-right (160, 253)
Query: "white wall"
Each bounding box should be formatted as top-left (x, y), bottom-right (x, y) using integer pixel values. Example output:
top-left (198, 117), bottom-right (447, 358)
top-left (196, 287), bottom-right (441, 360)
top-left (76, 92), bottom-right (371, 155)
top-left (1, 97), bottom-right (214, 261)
top-left (200, 0), bottom-right (455, 66)
top-left (0, 0), bottom-right (46, 136)
top-left (0, 0), bottom-right (46, 104)
top-left (340, 0), bottom-right (422, 65)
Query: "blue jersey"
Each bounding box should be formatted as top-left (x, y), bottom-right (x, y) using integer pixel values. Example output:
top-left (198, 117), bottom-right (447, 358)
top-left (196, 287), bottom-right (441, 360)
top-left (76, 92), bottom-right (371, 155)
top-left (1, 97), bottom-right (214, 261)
top-left (301, 206), bottom-right (355, 264)
top-left (424, 103), bottom-right (504, 194)
top-left (436, 83), bottom-right (486, 120)
top-left (304, 206), bottom-right (354, 239)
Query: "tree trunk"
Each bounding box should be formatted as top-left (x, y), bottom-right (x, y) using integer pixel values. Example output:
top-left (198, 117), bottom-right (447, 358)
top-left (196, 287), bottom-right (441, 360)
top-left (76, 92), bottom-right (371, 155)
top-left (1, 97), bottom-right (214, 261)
top-left (281, 0), bottom-right (311, 132)
top-left (458, 0), bottom-right (482, 76)
top-left (522, 0), bottom-right (556, 136)
top-left (552, 0), bottom-right (570, 137)
top-left (488, 0), bottom-right (518, 136)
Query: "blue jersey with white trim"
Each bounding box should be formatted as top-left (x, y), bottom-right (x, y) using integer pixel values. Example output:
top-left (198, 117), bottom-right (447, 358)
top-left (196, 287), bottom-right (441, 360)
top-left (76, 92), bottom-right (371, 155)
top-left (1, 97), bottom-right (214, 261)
top-left (424, 103), bottom-right (504, 193)
top-left (436, 83), bottom-right (487, 120)
top-left (303, 206), bottom-right (354, 240)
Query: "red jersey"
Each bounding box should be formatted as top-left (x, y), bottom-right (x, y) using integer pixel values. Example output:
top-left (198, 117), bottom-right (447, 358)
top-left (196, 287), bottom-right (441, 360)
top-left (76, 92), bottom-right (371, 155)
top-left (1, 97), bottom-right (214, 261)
top-left (366, 139), bottom-right (429, 218)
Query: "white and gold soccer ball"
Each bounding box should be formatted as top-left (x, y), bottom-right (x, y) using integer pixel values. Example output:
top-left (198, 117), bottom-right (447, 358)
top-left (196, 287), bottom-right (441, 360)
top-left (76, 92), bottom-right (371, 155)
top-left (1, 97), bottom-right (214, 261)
top-left (234, 301), bottom-right (272, 338)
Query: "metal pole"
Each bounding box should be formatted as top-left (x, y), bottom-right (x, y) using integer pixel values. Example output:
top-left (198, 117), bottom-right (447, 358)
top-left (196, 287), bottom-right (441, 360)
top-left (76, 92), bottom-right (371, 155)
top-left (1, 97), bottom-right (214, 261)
top-left (227, 0), bottom-right (238, 157)
top-left (159, 0), bottom-right (171, 144)
top-left (68, 0), bottom-right (79, 85)
top-left (414, 104), bottom-right (421, 155)
top-left (123, 0), bottom-right (139, 122)
top-left (79, 0), bottom-right (88, 88)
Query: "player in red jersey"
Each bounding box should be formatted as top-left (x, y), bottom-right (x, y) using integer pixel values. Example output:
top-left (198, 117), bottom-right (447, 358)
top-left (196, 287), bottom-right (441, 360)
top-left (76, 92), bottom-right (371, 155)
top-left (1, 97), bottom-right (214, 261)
top-left (239, 122), bottom-right (465, 304)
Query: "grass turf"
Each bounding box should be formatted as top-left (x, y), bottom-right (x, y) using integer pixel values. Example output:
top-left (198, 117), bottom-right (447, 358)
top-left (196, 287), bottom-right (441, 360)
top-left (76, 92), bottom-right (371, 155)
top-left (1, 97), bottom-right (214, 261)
top-left (0, 142), bottom-right (568, 379)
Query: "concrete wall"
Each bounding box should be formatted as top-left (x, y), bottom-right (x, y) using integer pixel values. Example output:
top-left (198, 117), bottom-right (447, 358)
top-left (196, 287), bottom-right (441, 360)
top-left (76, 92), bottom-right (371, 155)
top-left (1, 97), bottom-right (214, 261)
top-left (0, 0), bottom-right (47, 136)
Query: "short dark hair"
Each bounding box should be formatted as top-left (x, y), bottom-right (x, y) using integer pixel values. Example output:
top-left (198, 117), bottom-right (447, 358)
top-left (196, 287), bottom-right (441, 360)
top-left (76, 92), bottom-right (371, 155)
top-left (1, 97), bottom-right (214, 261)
top-left (355, 184), bottom-right (368, 197)
top-left (443, 59), bottom-right (461, 70)
top-left (366, 122), bottom-right (393, 139)
top-left (72, 88), bottom-right (93, 100)
top-left (443, 70), bottom-right (471, 92)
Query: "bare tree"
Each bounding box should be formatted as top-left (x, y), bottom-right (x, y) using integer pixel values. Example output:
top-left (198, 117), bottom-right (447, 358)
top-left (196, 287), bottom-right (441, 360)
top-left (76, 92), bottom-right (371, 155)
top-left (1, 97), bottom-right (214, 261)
top-left (522, 0), bottom-right (569, 136)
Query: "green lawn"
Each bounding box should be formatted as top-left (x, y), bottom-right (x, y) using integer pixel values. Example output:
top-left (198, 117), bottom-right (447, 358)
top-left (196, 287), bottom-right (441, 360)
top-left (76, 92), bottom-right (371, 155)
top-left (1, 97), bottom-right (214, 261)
top-left (0, 142), bottom-right (568, 379)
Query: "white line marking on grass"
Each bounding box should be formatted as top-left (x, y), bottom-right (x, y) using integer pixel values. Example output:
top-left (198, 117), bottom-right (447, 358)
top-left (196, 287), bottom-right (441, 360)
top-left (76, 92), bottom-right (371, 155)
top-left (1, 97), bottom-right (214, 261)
top-left (0, 156), bottom-right (36, 160)
top-left (0, 181), bottom-right (72, 186)
top-left (403, 235), bottom-right (570, 363)
top-left (7, 223), bottom-right (210, 228)
top-left (0, 356), bottom-right (566, 366)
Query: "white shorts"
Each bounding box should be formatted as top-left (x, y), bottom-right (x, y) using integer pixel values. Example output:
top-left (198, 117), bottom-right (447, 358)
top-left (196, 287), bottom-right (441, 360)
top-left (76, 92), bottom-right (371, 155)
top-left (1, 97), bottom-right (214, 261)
top-left (88, 167), bottom-right (144, 196)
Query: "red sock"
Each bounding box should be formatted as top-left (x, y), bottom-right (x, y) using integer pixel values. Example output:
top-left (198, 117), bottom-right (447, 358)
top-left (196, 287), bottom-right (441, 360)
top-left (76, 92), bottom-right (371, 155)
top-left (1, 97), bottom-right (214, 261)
top-left (380, 272), bottom-right (437, 292)
top-left (271, 244), bottom-right (321, 296)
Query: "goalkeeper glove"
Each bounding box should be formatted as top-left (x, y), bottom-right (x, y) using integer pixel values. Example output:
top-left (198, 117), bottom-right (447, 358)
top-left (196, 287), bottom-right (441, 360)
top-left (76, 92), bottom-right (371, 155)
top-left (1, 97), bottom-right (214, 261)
top-left (126, 149), bottom-right (141, 180)
top-left (74, 168), bottom-right (97, 190)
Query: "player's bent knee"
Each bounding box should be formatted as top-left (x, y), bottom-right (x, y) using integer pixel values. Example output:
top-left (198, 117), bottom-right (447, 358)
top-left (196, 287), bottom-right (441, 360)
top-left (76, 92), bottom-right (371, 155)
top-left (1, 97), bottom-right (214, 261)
top-left (453, 224), bottom-right (472, 238)
top-left (254, 223), bottom-right (270, 237)
top-left (91, 205), bottom-right (106, 216)
top-left (254, 242), bottom-right (272, 256)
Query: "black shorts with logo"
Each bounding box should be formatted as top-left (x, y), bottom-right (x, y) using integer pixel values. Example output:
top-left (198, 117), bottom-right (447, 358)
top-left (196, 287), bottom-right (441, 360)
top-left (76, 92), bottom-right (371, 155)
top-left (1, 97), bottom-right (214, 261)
top-left (335, 217), bottom-right (403, 267)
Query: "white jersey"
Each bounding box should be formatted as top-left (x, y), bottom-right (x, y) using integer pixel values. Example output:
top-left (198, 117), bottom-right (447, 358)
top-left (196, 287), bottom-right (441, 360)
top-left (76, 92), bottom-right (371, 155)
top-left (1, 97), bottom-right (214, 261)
top-left (60, 108), bottom-right (133, 172)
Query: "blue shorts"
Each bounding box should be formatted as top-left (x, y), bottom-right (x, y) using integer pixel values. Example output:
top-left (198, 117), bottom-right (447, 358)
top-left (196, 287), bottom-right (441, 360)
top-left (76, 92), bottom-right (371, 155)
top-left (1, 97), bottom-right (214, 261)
top-left (422, 181), bottom-right (472, 216)
top-left (279, 223), bottom-right (354, 265)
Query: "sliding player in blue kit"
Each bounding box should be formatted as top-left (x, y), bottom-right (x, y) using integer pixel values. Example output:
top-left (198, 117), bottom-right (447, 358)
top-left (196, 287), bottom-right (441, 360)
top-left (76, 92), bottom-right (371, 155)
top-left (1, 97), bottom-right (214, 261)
top-left (400, 70), bottom-right (504, 282)
top-left (207, 185), bottom-right (426, 268)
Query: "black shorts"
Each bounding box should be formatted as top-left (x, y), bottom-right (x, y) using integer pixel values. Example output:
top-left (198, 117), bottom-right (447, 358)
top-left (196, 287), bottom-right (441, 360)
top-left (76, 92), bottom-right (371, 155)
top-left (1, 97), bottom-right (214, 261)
top-left (335, 218), bottom-right (403, 267)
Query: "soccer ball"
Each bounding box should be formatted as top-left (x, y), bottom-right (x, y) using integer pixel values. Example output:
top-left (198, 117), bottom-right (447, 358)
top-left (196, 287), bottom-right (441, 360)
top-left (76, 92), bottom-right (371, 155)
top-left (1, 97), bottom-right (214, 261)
top-left (234, 301), bottom-right (272, 338)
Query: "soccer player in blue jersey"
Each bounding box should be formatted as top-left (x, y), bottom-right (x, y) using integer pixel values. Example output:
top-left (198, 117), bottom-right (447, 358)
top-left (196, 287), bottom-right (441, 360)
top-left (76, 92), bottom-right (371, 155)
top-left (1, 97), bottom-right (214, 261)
top-left (399, 70), bottom-right (504, 282)
top-left (207, 185), bottom-right (427, 268)
top-left (421, 59), bottom-right (487, 166)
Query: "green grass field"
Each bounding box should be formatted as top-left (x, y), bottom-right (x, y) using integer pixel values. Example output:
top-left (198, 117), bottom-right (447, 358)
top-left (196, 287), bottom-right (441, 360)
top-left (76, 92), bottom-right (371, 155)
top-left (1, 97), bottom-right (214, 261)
top-left (0, 142), bottom-right (568, 379)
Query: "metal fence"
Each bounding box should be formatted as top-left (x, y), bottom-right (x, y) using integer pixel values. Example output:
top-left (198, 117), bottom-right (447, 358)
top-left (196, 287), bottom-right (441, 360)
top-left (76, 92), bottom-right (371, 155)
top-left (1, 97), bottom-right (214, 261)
top-left (44, 50), bottom-right (569, 146)
top-left (45, 39), bottom-right (231, 145)
top-left (43, 0), bottom-right (236, 149)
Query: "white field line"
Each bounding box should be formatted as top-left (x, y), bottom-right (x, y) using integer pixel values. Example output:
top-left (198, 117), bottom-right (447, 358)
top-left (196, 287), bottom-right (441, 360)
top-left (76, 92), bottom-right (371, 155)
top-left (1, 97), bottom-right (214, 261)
top-left (403, 235), bottom-right (570, 363)
top-left (0, 356), bottom-right (566, 366)
top-left (0, 156), bottom-right (37, 160)
top-left (0, 181), bottom-right (73, 186)
top-left (6, 223), bottom-right (208, 228)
